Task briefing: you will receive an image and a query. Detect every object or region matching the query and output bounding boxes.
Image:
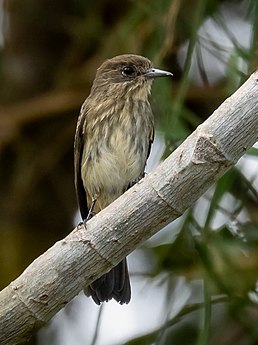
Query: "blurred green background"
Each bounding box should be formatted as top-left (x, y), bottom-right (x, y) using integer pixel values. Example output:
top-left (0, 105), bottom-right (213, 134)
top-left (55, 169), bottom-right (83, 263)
top-left (1, 0), bottom-right (258, 344)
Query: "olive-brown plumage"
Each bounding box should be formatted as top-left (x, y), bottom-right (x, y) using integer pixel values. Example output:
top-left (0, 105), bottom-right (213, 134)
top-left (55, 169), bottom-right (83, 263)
top-left (74, 54), bottom-right (172, 304)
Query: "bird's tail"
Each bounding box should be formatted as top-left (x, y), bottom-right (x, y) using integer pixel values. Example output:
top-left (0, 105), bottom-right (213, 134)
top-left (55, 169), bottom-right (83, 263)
top-left (84, 258), bottom-right (131, 305)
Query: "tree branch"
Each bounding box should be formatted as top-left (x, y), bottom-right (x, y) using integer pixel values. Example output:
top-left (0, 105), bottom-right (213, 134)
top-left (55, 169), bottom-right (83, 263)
top-left (0, 89), bottom-right (87, 149)
top-left (1, 72), bottom-right (258, 344)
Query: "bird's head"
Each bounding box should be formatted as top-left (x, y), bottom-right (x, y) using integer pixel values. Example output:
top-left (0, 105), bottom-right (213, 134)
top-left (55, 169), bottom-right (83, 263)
top-left (90, 54), bottom-right (172, 99)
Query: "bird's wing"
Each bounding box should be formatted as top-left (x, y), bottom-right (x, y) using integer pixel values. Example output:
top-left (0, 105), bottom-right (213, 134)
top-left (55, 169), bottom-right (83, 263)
top-left (146, 122), bottom-right (155, 160)
top-left (74, 105), bottom-right (89, 221)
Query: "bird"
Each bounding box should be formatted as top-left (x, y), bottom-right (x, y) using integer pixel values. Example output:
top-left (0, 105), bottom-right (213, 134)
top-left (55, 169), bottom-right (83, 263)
top-left (74, 54), bottom-right (172, 305)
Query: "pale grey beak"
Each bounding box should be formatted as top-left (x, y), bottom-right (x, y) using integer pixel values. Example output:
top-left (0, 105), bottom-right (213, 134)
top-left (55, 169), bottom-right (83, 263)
top-left (144, 68), bottom-right (173, 78)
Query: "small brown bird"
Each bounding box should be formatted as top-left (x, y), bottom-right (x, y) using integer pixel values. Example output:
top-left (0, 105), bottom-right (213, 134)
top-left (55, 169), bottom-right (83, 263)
top-left (74, 54), bottom-right (172, 305)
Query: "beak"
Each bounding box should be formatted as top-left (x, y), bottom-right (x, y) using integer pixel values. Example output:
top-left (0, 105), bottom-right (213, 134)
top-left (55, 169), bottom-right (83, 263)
top-left (144, 68), bottom-right (173, 78)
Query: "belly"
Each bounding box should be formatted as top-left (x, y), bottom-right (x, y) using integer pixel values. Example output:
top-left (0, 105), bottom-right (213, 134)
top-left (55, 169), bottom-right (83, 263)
top-left (81, 97), bottom-right (153, 209)
top-left (81, 129), bottom-right (148, 208)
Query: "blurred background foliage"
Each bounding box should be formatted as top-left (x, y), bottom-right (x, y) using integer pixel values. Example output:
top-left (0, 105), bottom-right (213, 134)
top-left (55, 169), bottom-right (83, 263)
top-left (1, 0), bottom-right (258, 344)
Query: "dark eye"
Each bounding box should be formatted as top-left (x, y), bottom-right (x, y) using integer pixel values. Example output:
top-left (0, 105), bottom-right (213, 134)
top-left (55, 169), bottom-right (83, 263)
top-left (121, 66), bottom-right (136, 77)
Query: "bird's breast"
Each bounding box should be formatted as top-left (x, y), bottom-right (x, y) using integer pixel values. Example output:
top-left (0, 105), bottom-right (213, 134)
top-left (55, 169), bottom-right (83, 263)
top-left (81, 98), bottom-right (153, 206)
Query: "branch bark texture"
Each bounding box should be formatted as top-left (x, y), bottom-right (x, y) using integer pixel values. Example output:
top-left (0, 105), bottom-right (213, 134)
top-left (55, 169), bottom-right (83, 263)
top-left (1, 72), bottom-right (258, 344)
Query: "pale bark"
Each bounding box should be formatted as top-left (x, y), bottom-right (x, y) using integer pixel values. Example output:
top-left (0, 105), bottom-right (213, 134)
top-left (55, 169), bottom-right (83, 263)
top-left (1, 72), bottom-right (258, 344)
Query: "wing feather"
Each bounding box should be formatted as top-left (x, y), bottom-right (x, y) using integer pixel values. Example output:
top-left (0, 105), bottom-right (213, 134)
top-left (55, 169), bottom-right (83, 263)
top-left (74, 107), bottom-right (89, 220)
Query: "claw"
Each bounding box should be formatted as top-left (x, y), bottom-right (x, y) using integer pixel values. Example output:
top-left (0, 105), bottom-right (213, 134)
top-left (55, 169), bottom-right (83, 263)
top-left (82, 198), bottom-right (96, 228)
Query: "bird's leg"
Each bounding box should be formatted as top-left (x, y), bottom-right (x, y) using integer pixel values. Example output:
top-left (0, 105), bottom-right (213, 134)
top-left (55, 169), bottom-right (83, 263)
top-left (83, 198), bottom-right (96, 228)
top-left (128, 172), bottom-right (146, 189)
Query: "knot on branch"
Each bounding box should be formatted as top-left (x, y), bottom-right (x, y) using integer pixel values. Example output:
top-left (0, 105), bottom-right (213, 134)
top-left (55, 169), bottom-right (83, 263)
top-left (192, 134), bottom-right (231, 166)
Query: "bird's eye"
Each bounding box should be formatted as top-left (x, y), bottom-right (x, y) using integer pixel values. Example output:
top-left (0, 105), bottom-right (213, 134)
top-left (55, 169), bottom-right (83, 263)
top-left (121, 66), bottom-right (136, 77)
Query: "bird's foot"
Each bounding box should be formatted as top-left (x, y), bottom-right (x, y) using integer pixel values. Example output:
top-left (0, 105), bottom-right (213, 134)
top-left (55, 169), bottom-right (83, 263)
top-left (128, 173), bottom-right (146, 188)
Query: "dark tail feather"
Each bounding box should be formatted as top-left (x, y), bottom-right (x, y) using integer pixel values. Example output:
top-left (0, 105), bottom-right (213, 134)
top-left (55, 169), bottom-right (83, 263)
top-left (84, 258), bottom-right (131, 305)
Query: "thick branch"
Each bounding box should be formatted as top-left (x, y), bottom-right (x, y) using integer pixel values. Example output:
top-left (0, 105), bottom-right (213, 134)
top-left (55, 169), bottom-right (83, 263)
top-left (1, 72), bottom-right (258, 344)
